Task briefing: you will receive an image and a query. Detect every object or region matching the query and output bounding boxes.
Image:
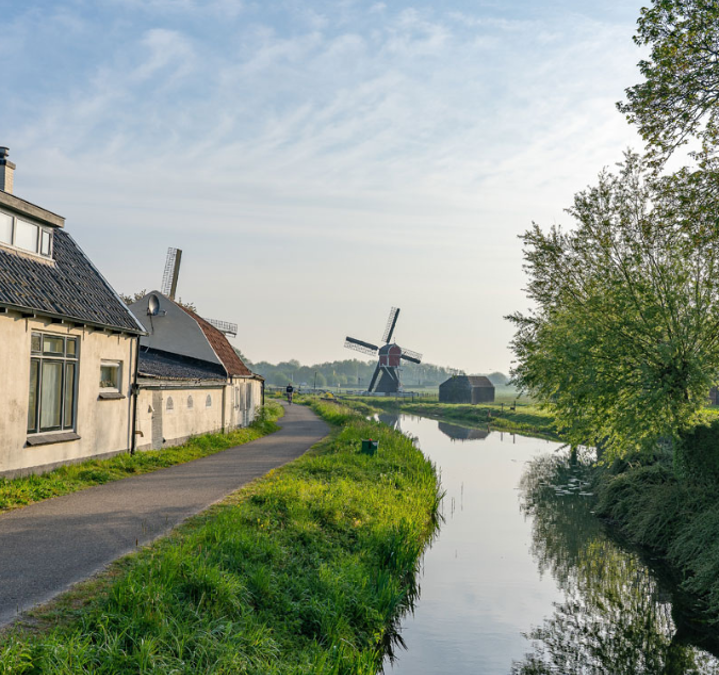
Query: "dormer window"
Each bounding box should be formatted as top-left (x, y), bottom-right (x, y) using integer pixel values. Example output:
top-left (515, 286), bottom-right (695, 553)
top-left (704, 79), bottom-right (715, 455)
top-left (0, 208), bottom-right (53, 259)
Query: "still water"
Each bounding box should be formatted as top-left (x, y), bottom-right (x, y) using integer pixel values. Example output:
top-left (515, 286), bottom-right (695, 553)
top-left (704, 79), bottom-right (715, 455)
top-left (381, 414), bottom-right (719, 674)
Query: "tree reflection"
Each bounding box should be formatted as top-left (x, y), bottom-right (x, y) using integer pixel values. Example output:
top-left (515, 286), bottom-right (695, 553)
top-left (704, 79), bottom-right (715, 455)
top-left (513, 453), bottom-right (719, 674)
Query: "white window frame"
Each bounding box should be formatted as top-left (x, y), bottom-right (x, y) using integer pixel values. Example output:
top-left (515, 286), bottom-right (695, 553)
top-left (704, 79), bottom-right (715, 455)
top-left (0, 208), bottom-right (54, 259)
top-left (100, 360), bottom-right (123, 393)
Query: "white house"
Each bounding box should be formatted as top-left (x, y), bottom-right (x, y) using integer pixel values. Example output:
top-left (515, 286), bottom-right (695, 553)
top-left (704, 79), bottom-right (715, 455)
top-left (0, 148), bottom-right (146, 477)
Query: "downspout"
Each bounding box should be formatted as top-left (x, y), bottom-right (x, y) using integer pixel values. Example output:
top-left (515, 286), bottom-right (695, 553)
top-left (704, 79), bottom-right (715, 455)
top-left (221, 381), bottom-right (227, 433)
top-left (130, 335), bottom-right (140, 455)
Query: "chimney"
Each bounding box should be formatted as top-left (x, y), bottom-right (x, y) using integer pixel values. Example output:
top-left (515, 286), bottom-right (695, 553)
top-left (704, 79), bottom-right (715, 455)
top-left (0, 147), bottom-right (15, 194)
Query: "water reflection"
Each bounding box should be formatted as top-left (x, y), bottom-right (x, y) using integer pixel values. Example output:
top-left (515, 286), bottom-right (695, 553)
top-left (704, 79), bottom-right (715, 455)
top-left (513, 453), bottom-right (719, 674)
top-left (377, 413), bottom-right (401, 431)
top-left (437, 421), bottom-right (490, 441)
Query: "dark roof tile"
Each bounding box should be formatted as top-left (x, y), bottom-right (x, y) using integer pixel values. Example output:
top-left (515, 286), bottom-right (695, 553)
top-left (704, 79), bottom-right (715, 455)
top-left (0, 231), bottom-right (143, 333)
top-left (138, 348), bottom-right (226, 381)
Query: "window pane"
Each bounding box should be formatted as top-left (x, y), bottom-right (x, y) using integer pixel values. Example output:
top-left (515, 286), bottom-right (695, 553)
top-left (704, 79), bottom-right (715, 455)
top-left (66, 338), bottom-right (77, 357)
top-left (100, 364), bottom-right (119, 389)
top-left (0, 212), bottom-right (12, 245)
top-left (40, 230), bottom-right (52, 256)
top-left (15, 220), bottom-right (38, 252)
top-left (64, 363), bottom-right (76, 428)
top-left (28, 360), bottom-right (39, 433)
top-left (43, 336), bottom-right (64, 355)
top-left (40, 361), bottom-right (63, 430)
top-left (31, 333), bottom-right (42, 353)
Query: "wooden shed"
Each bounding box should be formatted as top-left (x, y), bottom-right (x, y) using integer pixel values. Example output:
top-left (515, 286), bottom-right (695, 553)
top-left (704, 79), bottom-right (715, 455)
top-left (439, 375), bottom-right (495, 404)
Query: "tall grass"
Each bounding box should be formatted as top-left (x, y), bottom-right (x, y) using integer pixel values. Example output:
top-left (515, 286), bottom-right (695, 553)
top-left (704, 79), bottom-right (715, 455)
top-left (0, 400), bottom-right (440, 673)
top-left (0, 401), bottom-right (284, 514)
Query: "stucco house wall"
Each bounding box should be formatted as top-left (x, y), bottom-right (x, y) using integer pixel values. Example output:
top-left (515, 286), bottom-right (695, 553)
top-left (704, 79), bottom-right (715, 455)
top-left (0, 312), bottom-right (137, 476)
top-left (135, 384), bottom-right (226, 451)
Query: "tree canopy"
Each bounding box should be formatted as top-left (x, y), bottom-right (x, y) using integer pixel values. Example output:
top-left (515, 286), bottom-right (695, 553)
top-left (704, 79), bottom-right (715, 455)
top-left (508, 153), bottom-right (719, 458)
top-left (618, 0), bottom-right (719, 160)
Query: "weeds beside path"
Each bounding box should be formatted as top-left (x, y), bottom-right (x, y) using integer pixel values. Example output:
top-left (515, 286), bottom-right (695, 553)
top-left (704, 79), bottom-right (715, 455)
top-left (0, 401), bottom-right (284, 515)
top-left (1, 400), bottom-right (440, 674)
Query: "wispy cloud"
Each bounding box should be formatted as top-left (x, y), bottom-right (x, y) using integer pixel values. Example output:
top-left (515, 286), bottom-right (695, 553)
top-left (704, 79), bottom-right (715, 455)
top-left (3, 1), bottom-right (645, 371)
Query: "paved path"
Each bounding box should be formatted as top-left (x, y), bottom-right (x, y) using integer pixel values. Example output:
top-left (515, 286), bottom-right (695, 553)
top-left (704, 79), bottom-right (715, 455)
top-left (0, 403), bottom-right (328, 627)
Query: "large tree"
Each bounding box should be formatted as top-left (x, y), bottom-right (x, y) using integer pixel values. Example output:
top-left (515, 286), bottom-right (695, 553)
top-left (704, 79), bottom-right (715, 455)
top-left (508, 152), bottom-right (719, 458)
top-left (618, 0), bottom-right (719, 161)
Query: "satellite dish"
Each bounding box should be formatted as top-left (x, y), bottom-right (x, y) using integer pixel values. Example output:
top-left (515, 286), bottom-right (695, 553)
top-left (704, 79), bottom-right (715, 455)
top-left (147, 294), bottom-right (160, 316)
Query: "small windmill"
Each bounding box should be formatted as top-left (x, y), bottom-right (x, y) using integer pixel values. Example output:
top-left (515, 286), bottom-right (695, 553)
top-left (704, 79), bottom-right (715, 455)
top-left (344, 307), bottom-right (422, 393)
top-left (159, 247), bottom-right (238, 337)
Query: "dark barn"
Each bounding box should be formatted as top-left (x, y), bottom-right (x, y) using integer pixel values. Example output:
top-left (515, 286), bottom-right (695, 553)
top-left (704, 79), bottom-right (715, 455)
top-left (439, 375), bottom-right (495, 404)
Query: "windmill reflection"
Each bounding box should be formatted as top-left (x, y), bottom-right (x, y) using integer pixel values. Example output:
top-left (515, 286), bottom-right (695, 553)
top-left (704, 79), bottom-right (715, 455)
top-left (378, 414), bottom-right (401, 432)
top-left (512, 453), bottom-right (719, 674)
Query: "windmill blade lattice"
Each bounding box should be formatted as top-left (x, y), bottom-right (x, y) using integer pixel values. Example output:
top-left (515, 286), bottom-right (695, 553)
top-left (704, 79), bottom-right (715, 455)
top-left (382, 307), bottom-right (400, 344)
top-left (400, 348), bottom-right (423, 364)
top-left (344, 337), bottom-right (379, 356)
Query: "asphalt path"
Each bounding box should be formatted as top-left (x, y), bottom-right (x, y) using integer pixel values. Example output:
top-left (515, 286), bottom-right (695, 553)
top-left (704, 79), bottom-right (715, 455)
top-left (0, 402), bottom-right (328, 628)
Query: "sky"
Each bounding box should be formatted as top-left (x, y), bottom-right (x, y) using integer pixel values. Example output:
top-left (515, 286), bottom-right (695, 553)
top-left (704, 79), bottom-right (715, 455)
top-left (1, 0), bottom-right (646, 374)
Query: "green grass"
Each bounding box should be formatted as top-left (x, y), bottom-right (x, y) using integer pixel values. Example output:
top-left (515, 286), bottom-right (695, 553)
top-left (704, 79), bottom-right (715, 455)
top-left (341, 396), bottom-right (559, 440)
top-left (0, 402), bottom-right (284, 514)
top-left (0, 400), bottom-right (440, 674)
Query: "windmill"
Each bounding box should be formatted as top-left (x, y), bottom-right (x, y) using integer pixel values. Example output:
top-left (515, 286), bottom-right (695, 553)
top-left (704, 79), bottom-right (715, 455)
top-left (159, 247), bottom-right (238, 337)
top-left (344, 307), bottom-right (422, 393)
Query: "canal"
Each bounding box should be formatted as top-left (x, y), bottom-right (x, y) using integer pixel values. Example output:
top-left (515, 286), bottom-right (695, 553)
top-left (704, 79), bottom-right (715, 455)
top-left (381, 414), bottom-right (719, 674)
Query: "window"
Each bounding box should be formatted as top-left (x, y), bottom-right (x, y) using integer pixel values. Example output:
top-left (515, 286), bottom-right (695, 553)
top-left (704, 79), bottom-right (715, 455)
top-left (166, 397), bottom-right (174, 411)
top-left (0, 212), bottom-right (12, 244)
top-left (206, 395), bottom-right (212, 408)
top-left (15, 220), bottom-right (38, 252)
top-left (0, 209), bottom-right (53, 258)
top-left (187, 395), bottom-right (194, 409)
top-left (28, 333), bottom-right (78, 434)
top-left (100, 361), bottom-right (122, 391)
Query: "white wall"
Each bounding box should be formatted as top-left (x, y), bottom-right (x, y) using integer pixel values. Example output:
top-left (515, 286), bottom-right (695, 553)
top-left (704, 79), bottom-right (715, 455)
top-left (0, 311), bottom-right (135, 475)
top-left (135, 384), bottom-right (225, 450)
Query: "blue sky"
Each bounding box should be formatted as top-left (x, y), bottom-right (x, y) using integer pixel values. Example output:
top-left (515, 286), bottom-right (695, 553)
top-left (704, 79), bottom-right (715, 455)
top-left (2, 0), bottom-right (644, 373)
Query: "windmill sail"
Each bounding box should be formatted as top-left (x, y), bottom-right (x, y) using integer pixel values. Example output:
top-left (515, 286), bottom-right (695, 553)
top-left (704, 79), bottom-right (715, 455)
top-left (344, 337), bottom-right (379, 356)
top-left (400, 348), bottom-right (423, 364)
top-left (161, 247), bottom-right (182, 300)
top-left (382, 307), bottom-right (400, 344)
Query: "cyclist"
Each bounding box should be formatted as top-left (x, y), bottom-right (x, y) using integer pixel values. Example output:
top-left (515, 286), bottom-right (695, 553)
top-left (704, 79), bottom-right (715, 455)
top-left (286, 382), bottom-right (295, 405)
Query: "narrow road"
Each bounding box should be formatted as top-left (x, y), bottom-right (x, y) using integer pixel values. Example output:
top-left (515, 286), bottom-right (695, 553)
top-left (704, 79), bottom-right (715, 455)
top-left (0, 402), bottom-right (328, 628)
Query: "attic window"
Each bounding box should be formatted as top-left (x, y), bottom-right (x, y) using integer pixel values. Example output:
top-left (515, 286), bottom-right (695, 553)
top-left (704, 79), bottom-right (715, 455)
top-left (0, 209), bottom-right (53, 259)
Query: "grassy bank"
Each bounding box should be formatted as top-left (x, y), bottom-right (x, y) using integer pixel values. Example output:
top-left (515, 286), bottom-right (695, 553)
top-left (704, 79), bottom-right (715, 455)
top-left (0, 400), bottom-right (440, 674)
top-left (0, 401), bottom-right (284, 514)
top-left (594, 421), bottom-right (719, 623)
top-left (341, 396), bottom-right (559, 440)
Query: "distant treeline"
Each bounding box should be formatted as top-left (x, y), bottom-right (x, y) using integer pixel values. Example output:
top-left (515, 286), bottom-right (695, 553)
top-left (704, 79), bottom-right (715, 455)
top-left (235, 352), bottom-right (509, 389)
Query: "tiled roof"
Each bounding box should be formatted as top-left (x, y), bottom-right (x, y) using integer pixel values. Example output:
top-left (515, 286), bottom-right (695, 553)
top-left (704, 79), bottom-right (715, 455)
top-left (179, 306), bottom-right (254, 377)
top-left (0, 230), bottom-right (143, 333)
top-left (138, 348), bottom-right (226, 381)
